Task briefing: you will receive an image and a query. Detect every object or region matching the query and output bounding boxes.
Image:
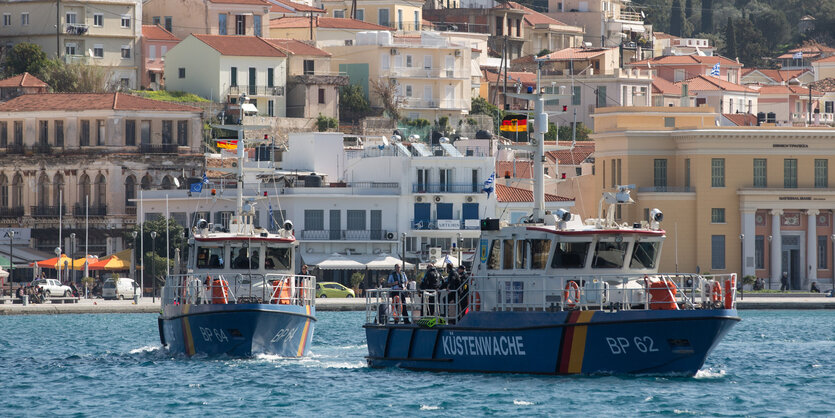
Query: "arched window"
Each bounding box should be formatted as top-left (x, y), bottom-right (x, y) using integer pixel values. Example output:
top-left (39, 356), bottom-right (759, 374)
top-left (0, 174), bottom-right (7, 208)
top-left (95, 174), bottom-right (106, 207)
top-left (141, 174), bottom-right (152, 190)
top-left (78, 174), bottom-right (91, 204)
top-left (37, 173), bottom-right (50, 207)
top-left (53, 173), bottom-right (64, 209)
top-left (12, 173), bottom-right (23, 208)
top-left (160, 175), bottom-right (172, 190)
top-left (125, 175), bottom-right (136, 207)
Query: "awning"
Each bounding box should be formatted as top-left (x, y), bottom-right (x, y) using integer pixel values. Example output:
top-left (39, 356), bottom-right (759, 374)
top-left (241, 103), bottom-right (258, 114)
top-left (71, 255), bottom-right (99, 270)
top-left (355, 254), bottom-right (414, 270)
top-left (88, 249), bottom-right (132, 271)
top-left (621, 23), bottom-right (646, 33)
top-left (432, 254), bottom-right (460, 268)
top-left (302, 253), bottom-right (365, 270)
top-left (30, 254), bottom-right (74, 269)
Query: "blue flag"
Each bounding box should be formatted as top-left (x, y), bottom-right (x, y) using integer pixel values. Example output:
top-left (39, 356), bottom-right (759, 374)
top-left (482, 172), bottom-right (495, 197)
top-left (190, 182), bottom-right (203, 193)
top-left (202, 173), bottom-right (209, 184)
top-left (710, 62), bottom-right (720, 76)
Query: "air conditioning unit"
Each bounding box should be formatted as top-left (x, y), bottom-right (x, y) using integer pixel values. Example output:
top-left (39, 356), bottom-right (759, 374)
top-left (434, 195), bottom-right (442, 203)
top-left (415, 196), bottom-right (423, 202)
top-left (466, 196), bottom-right (474, 202)
top-left (390, 48), bottom-right (398, 55)
top-left (454, 50), bottom-right (461, 57)
top-left (385, 231), bottom-right (396, 240)
top-left (429, 247), bottom-right (442, 260)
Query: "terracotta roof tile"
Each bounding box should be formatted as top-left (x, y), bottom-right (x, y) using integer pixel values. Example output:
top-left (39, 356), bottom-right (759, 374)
top-left (505, 2), bottom-right (569, 27)
top-left (264, 38), bottom-right (330, 56)
top-left (0, 72), bottom-right (48, 88)
top-left (270, 16), bottom-right (392, 30)
top-left (754, 84), bottom-right (821, 96)
top-left (776, 52), bottom-right (820, 59)
top-left (723, 113), bottom-right (758, 126)
top-left (540, 47), bottom-right (613, 61)
top-left (811, 77), bottom-right (835, 92)
top-left (0, 93), bottom-right (202, 112)
top-left (545, 144), bottom-right (595, 165)
top-left (652, 77), bottom-right (687, 95)
top-left (482, 70), bottom-right (537, 86)
top-left (496, 183), bottom-right (572, 202)
top-left (789, 41), bottom-right (835, 53)
top-left (814, 55), bottom-right (835, 64)
top-left (629, 54), bottom-right (741, 67)
top-left (142, 24), bottom-right (180, 41)
top-left (269, 0), bottom-right (325, 13)
top-left (741, 68), bottom-right (811, 83)
top-left (192, 34), bottom-right (286, 57)
top-left (496, 160), bottom-right (534, 179)
top-left (674, 74), bottom-right (756, 93)
top-left (653, 32), bottom-right (675, 40)
top-left (208, 0), bottom-right (270, 4)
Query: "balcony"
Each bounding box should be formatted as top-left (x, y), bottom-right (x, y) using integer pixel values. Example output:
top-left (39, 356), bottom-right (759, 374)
top-left (30, 206), bottom-right (66, 218)
top-left (382, 67), bottom-right (466, 79)
top-left (227, 85), bottom-right (283, 97)
top-left (403, 98), bottom-right (468, 110)
top-left (4, 144), bottom-right (24, 155)
top-left (0, 207), bottom-right (24, 218)
top-left (413, 183), bottom-right (482, 193)
top-left (289, 72), bottom-right (348, 86)
top-left (139, 143), bottom-right (180, 154)
top-left (411, 218), bottom-right (480, 230)
top-left (300, 229), bottom-right (392, 241)
top-left (125, 206), bottom-right (137, 216)
top-left (637, 186), bottom-right (695, 193)
top-left (65, 23), bottom-right (89, 35)
top-left (74, 204), bottom-right (107, 217)
top-left (32, 143), bottom-right (52, 155)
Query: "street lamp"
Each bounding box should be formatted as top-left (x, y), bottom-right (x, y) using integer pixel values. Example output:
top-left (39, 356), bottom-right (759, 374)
top-left (54, 247), bottom-right (62, 283)
top-left (131, 231), bottom-right (138, 283)
top-left (457, 232), bottom-right (463, 268)
top-left (8, 230), bottom-right (15, 296)
top-left (70, 233), bottom-right (76, 284)
top-left (739, 233), bottom-right (744, 298)
top-left (150, 231), bottom-right (157, 303)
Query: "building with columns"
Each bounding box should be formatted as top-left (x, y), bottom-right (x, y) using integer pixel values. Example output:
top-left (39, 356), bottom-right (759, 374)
top-left (590, 106), bottom-right (835, 291)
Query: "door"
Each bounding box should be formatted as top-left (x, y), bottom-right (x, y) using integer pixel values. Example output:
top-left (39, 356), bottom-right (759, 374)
top-left (248, 68), bottom-right (256, 95)
top-left (414, 203), bottom-right (430, 229)
top-left (329, 210), bottom-right (341, 240)
top-left (445, 55), bottom-right (454, 78)
top-left (781, 235), bottom-right (802, 289)
top-left (444, 85), bottom-right (454, 108)
top-left (370, 210), bottom-right (382, 240)
top-left (437, 203), bottom-right (453, 220)
top-left (423, 86), bottom-right (432, 107)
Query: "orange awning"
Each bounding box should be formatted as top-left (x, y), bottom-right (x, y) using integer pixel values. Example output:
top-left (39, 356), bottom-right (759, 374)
top-left (71, 255), bottom-right (99, 270)
top-left (30, 254), bottom-right (74, 269)
top-left (88, 249), bottom-right (132, 271)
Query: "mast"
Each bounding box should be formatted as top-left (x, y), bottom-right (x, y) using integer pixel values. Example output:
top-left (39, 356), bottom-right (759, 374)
top-left (532, 61), bottom-right (546, 221)
top-left (236, 122), bottom-right (245, 228)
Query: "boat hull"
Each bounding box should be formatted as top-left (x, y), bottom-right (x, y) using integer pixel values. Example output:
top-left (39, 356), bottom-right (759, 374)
top-left (159, 303), bottom-right (315, 357)
top-left (365, 309), bottom-right (739, 375)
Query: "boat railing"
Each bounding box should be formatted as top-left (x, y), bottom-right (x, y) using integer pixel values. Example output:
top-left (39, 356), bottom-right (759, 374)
top-left (365, 273), bottom-right (737, 325)
top-left (162, 273), bottom-right (315, 307)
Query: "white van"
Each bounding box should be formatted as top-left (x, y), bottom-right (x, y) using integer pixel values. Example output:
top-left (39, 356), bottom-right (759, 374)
top-left (103, 278), bottom-right (140, 300)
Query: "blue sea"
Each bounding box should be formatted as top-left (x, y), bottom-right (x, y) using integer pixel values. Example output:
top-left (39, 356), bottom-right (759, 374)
top-left (0, 310), bottom-right (833, 416)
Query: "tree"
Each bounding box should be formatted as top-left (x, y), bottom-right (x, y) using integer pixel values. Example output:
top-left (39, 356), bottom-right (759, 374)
top-left (751, 9), bottom-right (789, 50)
top-left (670, 0), bottom-right (685, 36)
top-left (471, 96), bottom-right (502, 119)
top-left (724, 17), bottom-right (737, 59)
top-left (730, 18), bottom-right (769, 67)
top-left (370, 79), bottom-right (406, 122)
top-left (315, 114), bottom-right (338, 131)
top-left (685, 0), bottom-right (694, 19)
top-left (338, 84), bottom-right (371, 123)
top-left (701, 0), bottom-right (713, 32)
top-left (40, 59), bottom-right (114, 93)
top-left (3, 43), bottom-right (50, 77)
top-left (557, 122), bottom-right (592, 141)
top-left (130, 217), bottom-right (186, 288)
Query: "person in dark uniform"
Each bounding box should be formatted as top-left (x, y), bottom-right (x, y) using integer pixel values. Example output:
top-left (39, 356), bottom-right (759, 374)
top-left (457, 265), bottom-right (469, 314)
top-left (442, 263), bottom-right (461, 322)
top-left (780, 272), bottom-right (789, 292)
top-left (811, 282), bottom-right (821, 293)
top-left (420, 265), bottom-right (440, 315)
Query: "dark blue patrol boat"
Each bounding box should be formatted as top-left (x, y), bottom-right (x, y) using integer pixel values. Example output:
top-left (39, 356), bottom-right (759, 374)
top-left (158, 126), bottom-right (315, 357)
top-left (363, 65), bottom-right (739, 375)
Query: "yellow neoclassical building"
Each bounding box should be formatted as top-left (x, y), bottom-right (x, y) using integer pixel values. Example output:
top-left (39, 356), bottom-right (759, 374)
top-left (590, 106), bottom-right (835, 291)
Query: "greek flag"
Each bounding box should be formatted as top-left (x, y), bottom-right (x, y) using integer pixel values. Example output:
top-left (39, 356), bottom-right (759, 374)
top-left (202, 173), bottom-right (209, 184)
top-left (710, 63), bottom-right (720, 76)
top-left (443, 254), bottom-right (450, 266)
top-left (793, 51), bottom-right (803, 60)
top-left (482, 172), bottom-right (495, 197)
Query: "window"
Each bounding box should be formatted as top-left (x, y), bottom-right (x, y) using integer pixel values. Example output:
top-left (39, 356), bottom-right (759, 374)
top-left (38, 121), bottom-right (48, 146)
top-left (815, 159), bottom-right (828, 188)
top-left (230, 67), bottom-right (237, 86)
top-left (93, 13), bottom-right (103, 27)
top-left (268, 100), bottom-right (274, 117)
top-left (267, 68), bottom-right (274, 87)
top-left (121, 45), bottom-right (131, 59)
top-left (630, 242), bottom-right (659, 269)
top-left (405, 55), bottom-right (413, 68)
top-left (54, 121), bottom-right (63, 147)
top-left (253, 15), bottom-right (261, 37)
top-left (93, 44), bottom-right (104, 58)
top-left (0, 121), bottom-right (6, 147)
top-left (3, 14), bottom-right (10, 26)
top-left (572, 86), bottom-right (581, 105)
top-left (357, 9), bottom-right (365, 21)
top-left (817, 235), bottom-right (828, 269)
top-left (304, 209), bottom-right (324, 230)
top-left (596, 86), bottom-right (607, 107)
top-left (152, 16), bottom-right (160, 25)
top-left (318, 88), bottom-right (325, 104)
top-left (12, 174), bottom-right (22, 207)
top-left (711, 208), bottom-right (725, 223)
top-left (160, 46), bottom-right (167, 59)
top-left (826, 101), bottom-right (834, 114)
top-left (235, 14), bottom-right (246, 35)
top-left (414, 11), bottom-right (419, 29)
top-left (218, 13), bottom-right (227, 35)
top-left (80, 120), bottom-right (90, 146)
top-left (674, 69), bottom-right (685, 82)
top-left (140, 120), bottom-right (150, 144)
top-left (711, 158), bottom-right (725, 187)
top-left (121, 14), bottom-right (130, 28)
top-left (711, 235), bottom-right (725, 270)
top-left (515, 240), bottom-right (529, 269)
top-left (784, 158), bottom-right (797, 188)
top-left (495, 16), bottom-right (503, 36)
top-left (334, 10), bottom-right (345, 18)
top-left (379, 9), bottom-right (389, 27)
top-left (347, 210), bottom-right (366, 230)
top-left (439, 168), bottom-right (452, 192)
top-left (265, 247), bottom-right (291, 270)
top-left (94, 174), bottom-right (106, 207)
top-left (397, 9), bottom-right (403, 30)
top-left (664, 117), bottom-right (675, 127)
top-left (12, 121), bottom-right (21, 145)
top-left (148, 45), bottom-right (155, 60)
top-left (196, 247), bottom-right (226, 269)
top-left (0, 175), bottom-right (7, 208)
top-left (164, 16), bottom-right (172, 32)
top-left (303, 60), bottom-right (314, 75)
top-left (65, 43), bottom-right (77, 56)
top-left (405, 85), bottom-right (412, 97)
top-left (177, 120), bottom-right (188, 146)
top-left (755, 235), bottom-right (764, 269)
top-left (753, 158), bottom-right (767, 188)
top-left (502, 239), bottom-right (513, 269)
top-left (162, 120), bottom-right (172, 144)
top-left (487, 240), bottom-right (501, 270)
top-left (653, 159), bottom-right (667, 188)
top-left (178, 68), bottom-right (185, 78)
top-left (530, 239), bottom-right (551, 269)
top-left (125, 120), bottom-right (135, 146)
top-left (66, 12), bottom-right (76, 24)
top-left (684, 158), bottom-right (690, 189)
top-left (21, 13), bottom-right (29, 26)
top-left (592, 241), bottom-right (628, 268)
top-left (515, 18), bottom-right (521, 36)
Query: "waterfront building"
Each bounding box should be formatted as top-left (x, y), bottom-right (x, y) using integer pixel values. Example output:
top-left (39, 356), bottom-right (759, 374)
top-left (139, 25), bottom-right (180, 91)
top-left (590, 106), bottom-right (835, 290)
top-left (0, 0), bottom-right (142, 89)
top-left (267, 0), bottom-right (326, 18)
top-left (268, 16), bottom-right (392, 45)
top-left (0, 92), bottom-right (203, 256)
top-left (423, 2), bottom-right (528, 61)
top-left (741, 68), bottom-right (814, 86)
top-left (0, 73), bottom-right (49, 102)
top-left (317, 0), bottom-right (422, 31)
top-left (673, 74), bottom-right (758, 115)
top-left (749, 84), bottom-right (821, 126)
top-left (627, 55), bottom-right (743, 84)
top-left (143, 0), bottom-right (270, 41)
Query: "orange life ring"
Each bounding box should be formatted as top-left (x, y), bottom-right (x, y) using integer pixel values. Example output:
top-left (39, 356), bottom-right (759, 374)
top-left (711, 281), bottom-right (722, 303)
top-left (723, 276), bottom-right (735, 309)
top-left (564, 281), bottom-right (580, 307)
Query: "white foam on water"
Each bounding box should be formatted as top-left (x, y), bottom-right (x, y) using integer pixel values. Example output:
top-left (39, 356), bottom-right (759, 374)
top-left (673, 409), bottom-right (696, 415)
top-left (129, 345), bottom-right (161, 354)
top-left (694, 369), bottom-right (726, 379)
top-left (420, 405), bottom-right (441, 411)
top-left (513, 400), bottom-right (534, 406)
top-left (644, 396), bottom-right (654, 402)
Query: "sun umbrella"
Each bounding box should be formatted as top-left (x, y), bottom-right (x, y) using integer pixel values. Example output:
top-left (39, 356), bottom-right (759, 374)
top-left (71, 255), bottom-right (99, 271)
top-left (88, 249), bottom-right (132, 271)
top-left (432, 254), bottom-right (459, 268)
top-left (30, 254), bottom-right (74, 269)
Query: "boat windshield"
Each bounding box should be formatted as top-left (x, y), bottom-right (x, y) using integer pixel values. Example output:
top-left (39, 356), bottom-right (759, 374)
top-left (591, 241), bottom-right (629, 269)
top-left (530, 239), bottom-right (551, 269)
top-left (551, 242), bottom-right (589, 268)
top-left (486, 240), bottom-right (501, 270)
top-left (265, 247), bottom-right (292, 271)
top-left (195, 246), bottom-right (225, 269)
top-left (231, 246), bottom-right (259, 269)
top-left (630, 241), bottom-right (659, 269)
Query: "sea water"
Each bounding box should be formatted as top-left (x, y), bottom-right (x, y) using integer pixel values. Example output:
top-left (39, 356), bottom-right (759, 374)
top-left (1, 310), bottom-right (833, 416)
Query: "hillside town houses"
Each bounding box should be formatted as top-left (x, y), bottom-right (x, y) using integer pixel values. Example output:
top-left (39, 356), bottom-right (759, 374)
top-left (2, 0), bottom-right (835, 294)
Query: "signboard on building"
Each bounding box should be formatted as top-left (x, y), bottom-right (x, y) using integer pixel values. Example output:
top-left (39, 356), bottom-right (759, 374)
top-left (0, 228), bottom-right (31, 245)
top-left (437, 219), bottom-right (461, 229)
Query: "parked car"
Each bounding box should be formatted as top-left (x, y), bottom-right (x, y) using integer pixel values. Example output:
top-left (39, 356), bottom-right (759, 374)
top-left (33, 279), bottom-right (73, 298)
top-left (102, 278), bottom-right (140, 300)
top-left (316, 282), bottom-right (355, 298)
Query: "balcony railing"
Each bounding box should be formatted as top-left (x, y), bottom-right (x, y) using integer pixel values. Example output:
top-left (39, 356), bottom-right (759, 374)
top-left (402, 98), bottom-right (468, 110)
top-left (382, 67), bottom-right (466, 79)
top-left (227, 85), bottom-right (284, 96)
top-left (0, 207), bottom-right (24, 218)
top-left (4, 144), bottom-right (25, 155)
top-left (30, 206), bottom-right (66, 217)
top-left (300, 229), bottom-right (391, 241)
top-left (139, 143), bottom-right (180, 154)
top-left (637, 186), bottom-right (695, 193)
top-left (411, 218), bottom-right (480, 230)
top-left (32, 143), bottom-right (52, 154)
top-left (413, 183), bottom-right (482, 193)
top-left (65, 23), bottom-right (89, 35)
top-left (125, 206), bottom-right (137, 216)
top-left (74, 204), bottom-right (107, 217)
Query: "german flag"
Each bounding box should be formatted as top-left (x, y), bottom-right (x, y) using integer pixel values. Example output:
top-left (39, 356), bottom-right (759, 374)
top-left (500, 114), bottom-right (528, 132)
top-left (216, 140), bottom-right (238, 150)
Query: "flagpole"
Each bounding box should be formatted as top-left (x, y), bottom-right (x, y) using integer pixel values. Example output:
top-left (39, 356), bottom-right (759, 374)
top-left (140, 190), bottom-right (144, 298)
top-left (166, 194), bottom-right (170, 277)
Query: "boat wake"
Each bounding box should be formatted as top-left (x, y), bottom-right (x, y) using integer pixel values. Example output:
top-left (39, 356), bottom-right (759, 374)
top-left (513, 400), bottom-right (535, 406)
top-left (694, 368), bottom-right (727, 379)
top-left (129, 345), bottom-right (163, 354)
